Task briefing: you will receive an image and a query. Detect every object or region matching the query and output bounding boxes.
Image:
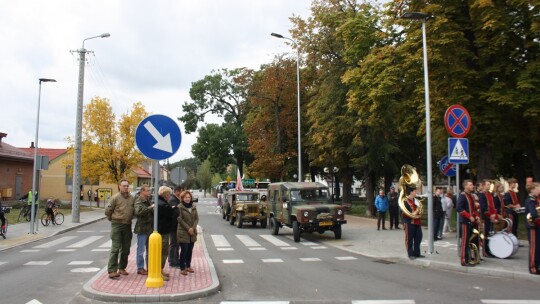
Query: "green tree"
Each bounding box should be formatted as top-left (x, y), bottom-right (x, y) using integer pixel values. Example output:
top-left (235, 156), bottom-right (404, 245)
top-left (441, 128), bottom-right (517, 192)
top-left (179, 68), bottom-right (253, 176)
top-left (196, 160), bottom-right (213, 197)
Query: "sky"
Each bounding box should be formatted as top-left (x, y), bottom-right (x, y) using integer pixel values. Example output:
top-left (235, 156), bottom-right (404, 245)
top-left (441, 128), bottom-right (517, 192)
top-left (0, 0), bottom-right (312, 162)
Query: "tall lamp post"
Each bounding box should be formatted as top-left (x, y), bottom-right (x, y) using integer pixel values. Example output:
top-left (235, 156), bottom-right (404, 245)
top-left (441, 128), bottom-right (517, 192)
top-left (71, 33), bottom-right (110, 223)
top-left (271, 32), bottom-right (302, 182)
top-left (401, 12), bottom-right (434, 254)
top-left (30, 78), bottom-right (56, 234)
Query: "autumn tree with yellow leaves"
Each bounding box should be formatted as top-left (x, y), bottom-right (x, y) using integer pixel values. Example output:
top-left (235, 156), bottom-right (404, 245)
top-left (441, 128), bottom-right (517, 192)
top-left (66, 97), bottom-right (149, 184)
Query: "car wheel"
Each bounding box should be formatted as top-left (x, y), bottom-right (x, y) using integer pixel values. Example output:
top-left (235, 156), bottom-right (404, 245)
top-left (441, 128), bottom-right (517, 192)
top-left (334, 224), bottom-right (342, 239)
top-left (270, 217), bottom-right (279, 235)
top-left (222, 207), bottom-right (226, 220)
top-left (229, 213), bottom-right (235, 225)
top-left (293, 220), bottom-right (301, 242)
top-left (260, 218), bottom-right (267, 229)
top-left (236, 212), bottom-right (243, 228)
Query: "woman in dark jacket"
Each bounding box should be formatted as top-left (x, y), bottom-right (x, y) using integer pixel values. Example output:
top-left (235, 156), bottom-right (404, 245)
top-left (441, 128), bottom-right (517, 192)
top-left (177, 191), bottom-right (199, 275)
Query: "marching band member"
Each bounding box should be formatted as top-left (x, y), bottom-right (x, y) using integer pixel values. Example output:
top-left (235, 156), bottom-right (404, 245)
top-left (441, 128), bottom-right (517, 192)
top-left (457, 180), bottom-right (480, 266)
top-left (478, 180), bottom-right (497, 256)
top-left (493, 181), bottom-right (506, 219)
top-left (402, 186), bottom-right (424, 259)
top-left (524, 182), bottom-right (540, 274)
top-left (504, 178), bottom-right (521, 236)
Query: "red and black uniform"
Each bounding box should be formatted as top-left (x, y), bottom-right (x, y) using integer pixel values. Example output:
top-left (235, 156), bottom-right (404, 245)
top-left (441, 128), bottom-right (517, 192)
top-left (402, 198), bottom-right (422, 258)
top-left (524, 194), bottom-right (540, 274)
top-left (479, 191), bottom-right (498, 256)
top-left (457, 191), bottom-right (479, 266)
top-left (504, 190), bottom-right (520, 235)
top-left (493, 192), bottom-right (506, 219)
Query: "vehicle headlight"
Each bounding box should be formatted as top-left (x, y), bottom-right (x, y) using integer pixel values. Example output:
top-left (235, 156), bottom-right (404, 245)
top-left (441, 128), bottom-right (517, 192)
top-left (337, 209), bottom-right (343, 215)
top-left (303, 211), bottom-right (309, 217)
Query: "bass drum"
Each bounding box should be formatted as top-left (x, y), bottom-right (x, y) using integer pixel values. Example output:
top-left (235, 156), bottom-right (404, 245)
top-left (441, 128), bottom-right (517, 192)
top-left (488, 232), bottom-right (519, 259)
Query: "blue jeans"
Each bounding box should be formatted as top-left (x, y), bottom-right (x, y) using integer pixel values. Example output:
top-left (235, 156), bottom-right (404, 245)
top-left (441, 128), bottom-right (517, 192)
top-left (179, 242), bottom-right (195, 270)
top-left (136, 233), bottom-right (149, 271)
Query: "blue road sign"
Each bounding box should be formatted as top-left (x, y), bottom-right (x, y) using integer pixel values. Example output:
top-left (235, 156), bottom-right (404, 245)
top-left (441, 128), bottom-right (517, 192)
top-left (439, 156), bottom-right (456, 177)
top-left (135, 114), bottom-right (182, 160)
top-left (448, 138), bottom-right (469, 164)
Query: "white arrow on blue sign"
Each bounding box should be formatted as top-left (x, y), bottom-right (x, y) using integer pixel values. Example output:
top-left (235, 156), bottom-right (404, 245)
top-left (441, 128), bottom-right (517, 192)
top-left (135, 114), bottom-right (182, 160)
top-left (448, 137), bottom-right (469, 164)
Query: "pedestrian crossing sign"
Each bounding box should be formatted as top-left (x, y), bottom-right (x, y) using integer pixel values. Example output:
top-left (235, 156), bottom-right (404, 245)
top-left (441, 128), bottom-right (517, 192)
top-left (448, 137), bottom-right (469, 164)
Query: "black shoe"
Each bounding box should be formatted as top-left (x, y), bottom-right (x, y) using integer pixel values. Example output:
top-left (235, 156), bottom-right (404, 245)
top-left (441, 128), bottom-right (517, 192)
top-left (377, 228), bottom-right (380, 230)
top-left (434, 237), bottom-right (442, 241)
top-left (382, 228), bottom-right (387, 230)
top-left (409, 256), bottom-right (416, 260)
top-left (416, 255), bottom-right (426, 258)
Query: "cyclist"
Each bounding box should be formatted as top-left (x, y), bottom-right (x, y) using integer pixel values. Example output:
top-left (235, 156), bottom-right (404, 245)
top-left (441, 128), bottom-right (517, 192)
top-left (45, 199), bottom-right (56, 225)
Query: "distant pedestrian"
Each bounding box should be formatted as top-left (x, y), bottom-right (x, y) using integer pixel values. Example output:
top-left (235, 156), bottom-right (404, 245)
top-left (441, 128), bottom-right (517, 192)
top-left (442, 190), bottom-right (454, 233)
top-left (433, 188), bottom-right (444, 240)
top-left (156, 186), bottom-right (177, 281)
top-left (177, 190), bottom-right (199, 276)
top-left (104, 179), bottom-right (135, 279)
top-left (134, 184), bottom-right (154, 275)
top-left (387, 187), bottom-right (399, 229)
top-left (375, 190), bottom-right (388, 230)
top-left (88, 189), bottom-right (92, 201)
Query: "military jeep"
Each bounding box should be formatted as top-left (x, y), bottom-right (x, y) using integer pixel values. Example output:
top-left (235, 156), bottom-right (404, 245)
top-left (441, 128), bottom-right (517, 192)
top-left (226, 191), bottom-right (267, 228)
top-left (266, 182), bottom-right (346, 242)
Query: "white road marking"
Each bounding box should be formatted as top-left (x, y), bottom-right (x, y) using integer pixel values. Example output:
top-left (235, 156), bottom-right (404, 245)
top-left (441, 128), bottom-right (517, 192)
top-left (21, 249), bottom-right (40, 253)
top-left (299, 257), bottom-right (321, 262)
top-left (352, 301), bottom-right (415, 304)
top-left (236, 235), bottom-right (262, 247)
top-left (221, 302), bottom-right (289, 304)
top-left (223, 259), bottom-right (244, 264)
top-left (212, 235), bottom-right (231, 247)
top-left (34, 236), bottom-right (77, 248)
top-left (66, 236), bottom-right (104, 248)
top-left (68, 261), bottom-right (93, 265)
top-left (300, 241), bottom-right (318, 246)
top-left (217, 248), bottom-right (234, 251)
top-left (336, 256), bottom-right (358, 260)
top-left (262, 259), bottom-right (283, 263)
top-left (482, 301), bottom-right (540, 304)
top-left (91, 249), bottom-right (110, 252)
top-left (76, 230), bottom-right (94, 233)
top-left (0, 262), bottom-right (7, 266)
top-left (260, 234), bottom-right (290, 247)
top-left (70, 267), bottom-right (101, 273)
top-left (57, 249), bottom-right (77, 252)
top-left (24, 261), bottom-right (52, 266)
top-left (249, 247), bottom-right (266, 251)
top-left (26, 300), bottom-right (43, 304)
top-left (281, 247), bottom-right (297, 250)
top-left (99, 240), bottom-right (112, 248)
top-left (310, 246), bottom-right (327, 249)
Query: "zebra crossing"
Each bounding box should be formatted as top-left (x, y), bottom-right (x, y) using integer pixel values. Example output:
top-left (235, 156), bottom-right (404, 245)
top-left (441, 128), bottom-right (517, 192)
top-left (210, 233), bottom-right (356, 264)
top-left (218, 301), bottom-right (540, 304)
top-left (0, 231), bottom-right (111, 270)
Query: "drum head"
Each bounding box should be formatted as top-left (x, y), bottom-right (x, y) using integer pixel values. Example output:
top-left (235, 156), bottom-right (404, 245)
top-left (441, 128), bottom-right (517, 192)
top-left (489, 232), bottom-right (518, 259)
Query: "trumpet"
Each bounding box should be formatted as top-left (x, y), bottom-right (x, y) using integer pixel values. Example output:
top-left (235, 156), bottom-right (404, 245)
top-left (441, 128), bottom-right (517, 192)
top-left (527, 206), bottom-right (540, 227)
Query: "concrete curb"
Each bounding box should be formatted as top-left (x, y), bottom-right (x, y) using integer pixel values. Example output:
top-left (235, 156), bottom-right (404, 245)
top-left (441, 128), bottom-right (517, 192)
top-left (81, 225), bottom-right (220, 302)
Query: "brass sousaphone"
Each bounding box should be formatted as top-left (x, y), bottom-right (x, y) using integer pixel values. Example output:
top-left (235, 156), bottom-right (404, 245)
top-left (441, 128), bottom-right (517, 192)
top-left (398, 165), bottom-right (424, 219)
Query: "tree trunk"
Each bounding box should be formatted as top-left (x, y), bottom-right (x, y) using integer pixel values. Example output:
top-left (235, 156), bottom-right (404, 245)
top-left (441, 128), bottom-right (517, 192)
top-left (363, 168), bottom-right (375, 218)
top-left (476, 143), bottom-right (493, 181)
top-left (528, 146), bottom-right (540, 182)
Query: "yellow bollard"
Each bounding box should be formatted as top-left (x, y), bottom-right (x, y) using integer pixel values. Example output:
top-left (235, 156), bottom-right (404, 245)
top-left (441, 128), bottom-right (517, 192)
top-left (145, 231), bottom-right (163, 288)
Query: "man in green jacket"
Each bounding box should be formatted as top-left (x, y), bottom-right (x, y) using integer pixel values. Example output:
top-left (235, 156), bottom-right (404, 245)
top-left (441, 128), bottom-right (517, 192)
top-left (134, 184), bottom-right (154, 275)
top-left (105, 179), bottom-right (135, 279)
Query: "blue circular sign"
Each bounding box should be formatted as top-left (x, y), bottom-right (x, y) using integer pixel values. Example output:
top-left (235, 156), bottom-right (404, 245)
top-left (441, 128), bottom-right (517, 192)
top-left (444, 105), bottom-right (471, 138)
top-left (439, 156), bottom-right (456, 177)
top-left (135, 114), bottom-right (182, 160)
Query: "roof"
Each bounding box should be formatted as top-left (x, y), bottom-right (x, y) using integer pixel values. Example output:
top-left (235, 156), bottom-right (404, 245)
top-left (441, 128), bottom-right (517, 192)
top-left (0, 141), bottom-right (33, 162)
top-left (133, 167), bottom-right (151, 178)
top-left (269, 182), bottom-right (328, 189)
top-left (18, 148), bottom-right (66, 161)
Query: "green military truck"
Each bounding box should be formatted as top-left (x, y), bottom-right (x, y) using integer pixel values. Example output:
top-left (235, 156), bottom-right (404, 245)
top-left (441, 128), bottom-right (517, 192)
top-left (266, 182), bottom-right (346, 242)
top-left (226, 190), bottom-right (267, 228)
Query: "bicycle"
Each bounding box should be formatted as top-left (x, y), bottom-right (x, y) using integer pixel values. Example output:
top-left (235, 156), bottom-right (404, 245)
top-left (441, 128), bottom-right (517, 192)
top-left (41, 204), bottom-right (64, 226)
top-left (1, 206), bottom-right (11, 239)
top-left (18, 202), bottom-right (30, 222)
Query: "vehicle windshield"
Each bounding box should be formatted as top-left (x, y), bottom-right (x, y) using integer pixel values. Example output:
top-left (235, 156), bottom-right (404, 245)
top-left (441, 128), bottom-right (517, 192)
top-left (236, 194), bottom-right (259, 201)
top-left (289, 188), bottom-right (330, 203)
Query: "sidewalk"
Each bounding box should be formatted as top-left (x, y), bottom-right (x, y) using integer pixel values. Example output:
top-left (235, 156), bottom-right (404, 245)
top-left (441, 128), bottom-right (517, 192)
top-left (2, 206), bottom-right (539, 303)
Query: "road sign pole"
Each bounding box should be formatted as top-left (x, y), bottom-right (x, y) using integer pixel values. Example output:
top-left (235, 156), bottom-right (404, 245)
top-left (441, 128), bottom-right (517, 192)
top-left (146, 160), bottom-right (163, 288)
top-left (456, 164), bottom-right (461, 256)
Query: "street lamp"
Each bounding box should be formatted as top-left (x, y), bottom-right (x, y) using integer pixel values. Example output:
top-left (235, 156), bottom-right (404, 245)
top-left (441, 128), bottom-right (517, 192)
top-left (30, 78), bottom-right (56, 234)
top-left (271, 32), bottom-right (302, 182)
top-left (71, 33), bottom-right (110, 223)
top-left (401, 12), bottom-right (434, 254)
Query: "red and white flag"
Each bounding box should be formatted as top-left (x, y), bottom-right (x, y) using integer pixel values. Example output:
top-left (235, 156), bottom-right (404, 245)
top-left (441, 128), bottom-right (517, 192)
top-left (236, 168), bottom-right (244, 191)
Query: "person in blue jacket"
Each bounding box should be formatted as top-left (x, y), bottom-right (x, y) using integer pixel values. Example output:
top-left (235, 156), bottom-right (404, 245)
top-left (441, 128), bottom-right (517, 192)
top-left (375, 189), bottom-right (389, 230)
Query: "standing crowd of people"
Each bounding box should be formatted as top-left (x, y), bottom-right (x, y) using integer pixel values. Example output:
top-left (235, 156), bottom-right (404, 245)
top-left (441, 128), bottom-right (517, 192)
top-left (104, 180), bottom-right (199, 281)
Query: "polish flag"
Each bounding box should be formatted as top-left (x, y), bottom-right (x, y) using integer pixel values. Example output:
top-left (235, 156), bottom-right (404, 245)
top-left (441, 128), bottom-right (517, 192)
top-left (236, 168), bottom-right (244, 191)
